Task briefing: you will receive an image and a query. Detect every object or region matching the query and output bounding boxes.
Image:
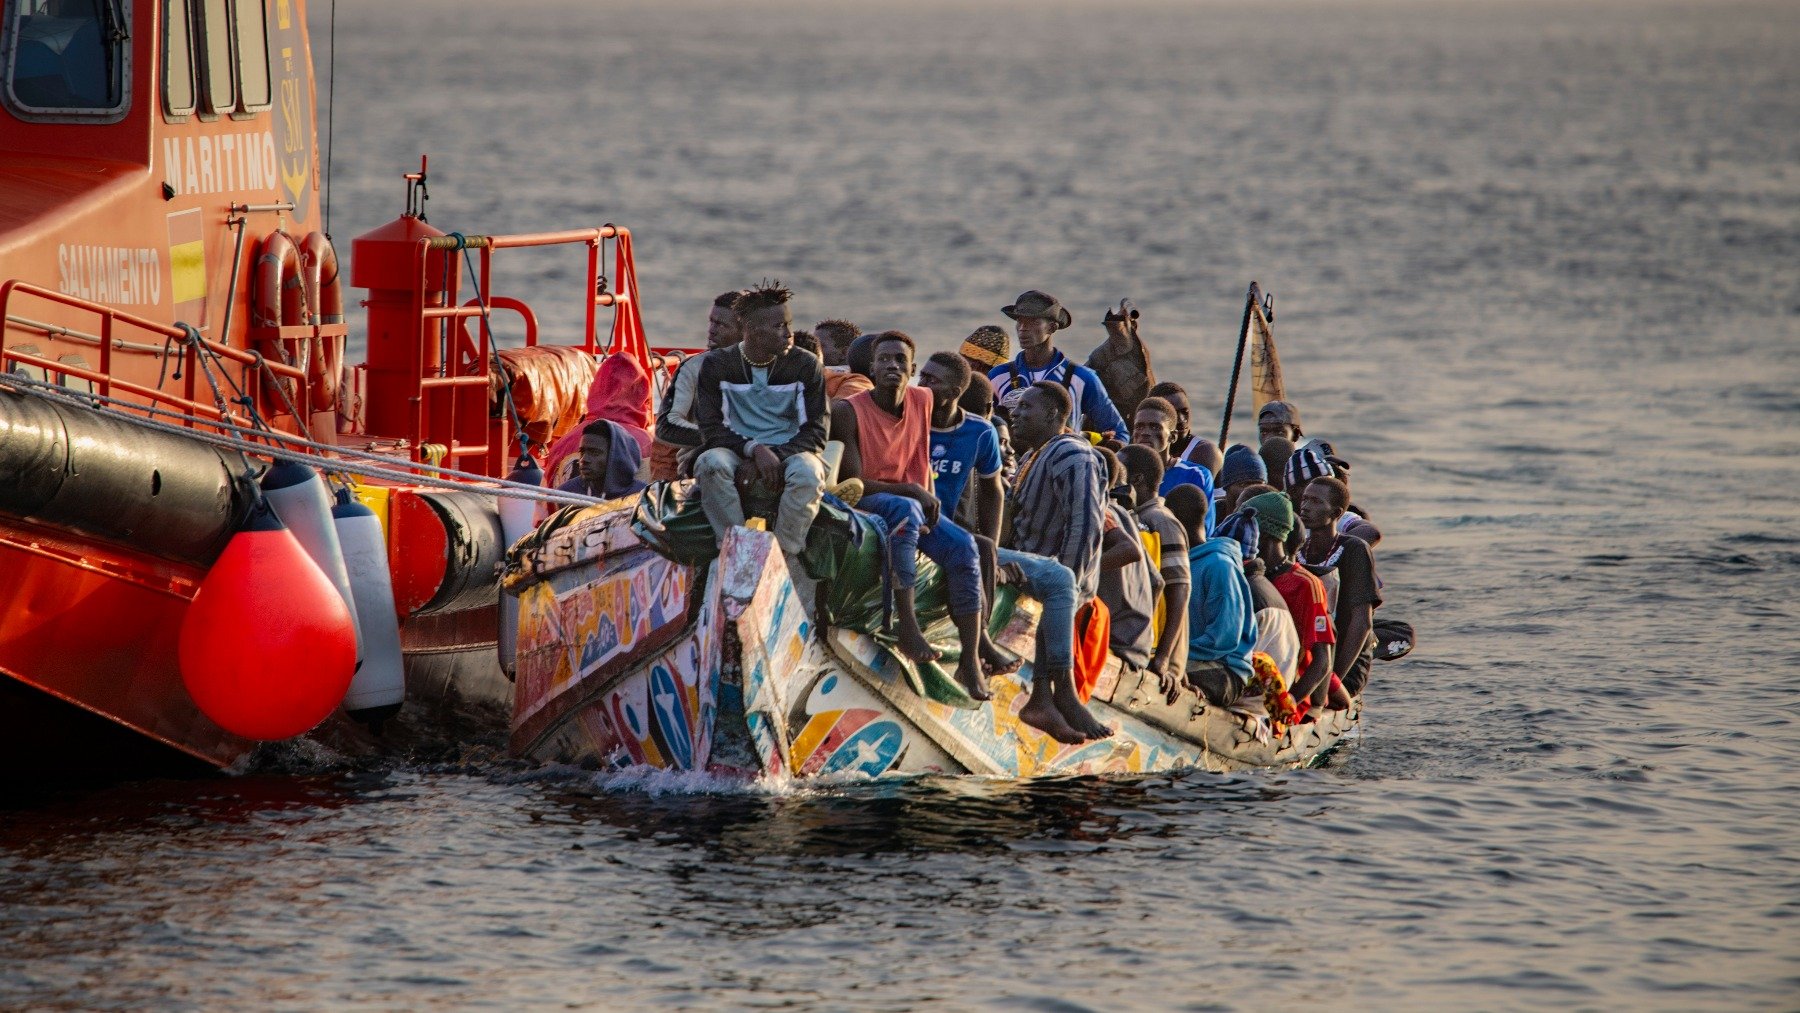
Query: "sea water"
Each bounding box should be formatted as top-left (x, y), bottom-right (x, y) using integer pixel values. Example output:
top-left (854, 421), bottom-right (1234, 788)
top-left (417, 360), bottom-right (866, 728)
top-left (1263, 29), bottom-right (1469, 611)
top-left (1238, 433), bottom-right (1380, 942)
top-left (3, 0), bottom-right (1797, 1007)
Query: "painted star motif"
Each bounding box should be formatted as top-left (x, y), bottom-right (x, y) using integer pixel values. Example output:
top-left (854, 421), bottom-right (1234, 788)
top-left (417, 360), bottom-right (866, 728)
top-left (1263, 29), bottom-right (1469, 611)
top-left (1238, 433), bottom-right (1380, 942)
top-left (853, 732), bottom-right (891, 771)
top-left (654, 686), bottom-right (680, 724)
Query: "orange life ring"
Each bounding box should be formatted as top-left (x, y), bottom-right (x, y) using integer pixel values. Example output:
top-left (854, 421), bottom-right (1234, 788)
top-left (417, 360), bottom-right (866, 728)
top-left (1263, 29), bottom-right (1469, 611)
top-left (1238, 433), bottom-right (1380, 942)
top-left (253, 231), bottom-right (309, 410)
top-left (299, 231), bottom-right (342, 411)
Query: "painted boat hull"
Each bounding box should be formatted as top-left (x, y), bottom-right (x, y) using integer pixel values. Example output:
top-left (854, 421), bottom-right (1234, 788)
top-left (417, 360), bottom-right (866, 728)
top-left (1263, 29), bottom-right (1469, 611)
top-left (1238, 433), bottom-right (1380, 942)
top-left (507, 505), bottom-right (1359, 780)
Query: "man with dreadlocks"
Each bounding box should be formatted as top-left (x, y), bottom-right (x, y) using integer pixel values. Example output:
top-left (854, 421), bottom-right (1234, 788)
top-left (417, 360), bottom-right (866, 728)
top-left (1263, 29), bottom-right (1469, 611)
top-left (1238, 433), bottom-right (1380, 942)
top-left (693, 283), bottom-right (830, 612)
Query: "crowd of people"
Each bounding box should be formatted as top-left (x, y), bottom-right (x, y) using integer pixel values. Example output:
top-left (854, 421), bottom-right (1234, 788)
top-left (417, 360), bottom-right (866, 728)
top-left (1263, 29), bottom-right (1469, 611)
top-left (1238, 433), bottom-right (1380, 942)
top-left (561, 283), bottom-right (1387, 745)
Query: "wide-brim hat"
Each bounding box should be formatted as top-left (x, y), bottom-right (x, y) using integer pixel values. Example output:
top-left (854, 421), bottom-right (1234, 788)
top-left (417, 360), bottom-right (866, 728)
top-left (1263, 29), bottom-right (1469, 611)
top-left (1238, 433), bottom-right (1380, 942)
top-left (1002, 290), bottom-right (1072, 330)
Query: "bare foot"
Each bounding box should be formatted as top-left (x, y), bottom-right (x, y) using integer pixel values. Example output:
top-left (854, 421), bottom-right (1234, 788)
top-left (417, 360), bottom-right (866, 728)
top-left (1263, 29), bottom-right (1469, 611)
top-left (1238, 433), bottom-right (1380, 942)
top-left (1018, 682), bottom-right (1084, 744)
top-left (1044, 666), bottom-right (1113, 740)
top-left (953, 654), bottom-right (992, 702)
top-left (895, 623), bottom-right (941, 665)
top-left (892, 587), bottom-right (939, 665)
top-left (979, 635), bottom-right (1022, 677)
top-left (1057, 694), bottom-right (1115, 740)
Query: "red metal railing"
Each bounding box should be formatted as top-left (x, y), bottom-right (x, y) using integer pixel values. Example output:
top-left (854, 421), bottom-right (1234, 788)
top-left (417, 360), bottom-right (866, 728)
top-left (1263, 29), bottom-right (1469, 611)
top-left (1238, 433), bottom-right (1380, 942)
top-left (0, 281), bottom-right (311, 430)
top-left (403, 226), bottom-right (649, 475)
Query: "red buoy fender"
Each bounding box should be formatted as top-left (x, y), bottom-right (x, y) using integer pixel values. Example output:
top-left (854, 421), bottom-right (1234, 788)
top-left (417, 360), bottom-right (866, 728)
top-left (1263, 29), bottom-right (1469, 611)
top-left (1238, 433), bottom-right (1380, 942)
top-left (178, 499), bottom-right (357, 740)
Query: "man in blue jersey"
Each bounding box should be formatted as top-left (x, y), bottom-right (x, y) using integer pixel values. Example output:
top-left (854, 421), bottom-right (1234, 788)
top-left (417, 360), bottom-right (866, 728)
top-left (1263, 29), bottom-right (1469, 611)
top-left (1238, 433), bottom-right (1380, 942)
top-left (987, 290), bottom-right (1129, 444)
top-left (919, 352), bottom-right (1004, 545)
top-left (917, 350), bottom-right (1023, 687)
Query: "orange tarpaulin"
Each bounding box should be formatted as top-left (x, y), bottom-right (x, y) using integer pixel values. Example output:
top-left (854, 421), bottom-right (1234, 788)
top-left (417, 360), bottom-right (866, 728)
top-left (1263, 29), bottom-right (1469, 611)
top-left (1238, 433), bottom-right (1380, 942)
top-left (494, 345), bottom-right (598, 452)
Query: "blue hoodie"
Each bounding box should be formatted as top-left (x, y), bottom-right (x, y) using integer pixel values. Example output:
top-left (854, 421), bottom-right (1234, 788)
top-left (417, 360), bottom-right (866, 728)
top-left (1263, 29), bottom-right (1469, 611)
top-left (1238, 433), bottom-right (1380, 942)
top-left (556, 419), bottom-right (647, 499)
top-left (1186, 536), bottom-right (1258, 684)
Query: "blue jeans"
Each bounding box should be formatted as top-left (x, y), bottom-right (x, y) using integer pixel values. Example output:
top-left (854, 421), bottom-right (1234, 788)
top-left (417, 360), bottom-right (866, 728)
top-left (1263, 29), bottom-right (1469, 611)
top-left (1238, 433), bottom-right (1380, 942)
top-left (858, 492), bottom-right (982, 616)
top-left (996, 548), bottom-right (1076, 671)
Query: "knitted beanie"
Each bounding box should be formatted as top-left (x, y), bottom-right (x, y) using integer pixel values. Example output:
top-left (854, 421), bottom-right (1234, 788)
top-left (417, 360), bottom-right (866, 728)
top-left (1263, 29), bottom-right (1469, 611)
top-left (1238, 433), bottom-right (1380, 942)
top-left (1284, 447), bottom-right (1335, 489)
top-left (959, 325), bottom-right (1011, 369)
top-left (1219, 444), bottom-right (1267, 487)
top-left (1212, 505), bottom-right (1261, 561)
top-left (1243, 491), bottom-right (1296, 541)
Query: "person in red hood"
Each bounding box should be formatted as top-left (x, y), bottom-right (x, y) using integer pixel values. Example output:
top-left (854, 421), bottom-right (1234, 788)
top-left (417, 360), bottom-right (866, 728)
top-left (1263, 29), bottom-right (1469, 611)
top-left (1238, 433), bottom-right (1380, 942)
top-left (544, 352), bottom-right (653, 487)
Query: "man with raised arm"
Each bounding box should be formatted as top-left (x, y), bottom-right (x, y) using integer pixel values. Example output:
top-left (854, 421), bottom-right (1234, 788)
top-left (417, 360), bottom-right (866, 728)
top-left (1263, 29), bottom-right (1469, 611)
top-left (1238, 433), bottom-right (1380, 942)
top-left (1085, 299), bottom-right (1157, 423)
top-left (1004, 381), bottom-right (1114, 742)
top-left (692, 284), bottom-right (830, 610)
top-left (987, 290), bottom-right (1129, 443)
top-left (831, 333), bottom-right (995, 701)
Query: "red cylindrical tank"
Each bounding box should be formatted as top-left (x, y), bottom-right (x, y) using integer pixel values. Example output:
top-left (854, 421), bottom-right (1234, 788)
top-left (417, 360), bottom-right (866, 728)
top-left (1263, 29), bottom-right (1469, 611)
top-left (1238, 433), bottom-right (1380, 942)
top-left (350, 213), bottom-right (458, 438)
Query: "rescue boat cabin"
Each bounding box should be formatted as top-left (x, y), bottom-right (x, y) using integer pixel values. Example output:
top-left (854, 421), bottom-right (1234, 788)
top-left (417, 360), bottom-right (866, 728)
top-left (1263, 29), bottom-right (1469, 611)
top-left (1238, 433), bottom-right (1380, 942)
top-left (0, 0), bottom-right (651, 474)
top-left (0, 0), bottom-right (656, 780)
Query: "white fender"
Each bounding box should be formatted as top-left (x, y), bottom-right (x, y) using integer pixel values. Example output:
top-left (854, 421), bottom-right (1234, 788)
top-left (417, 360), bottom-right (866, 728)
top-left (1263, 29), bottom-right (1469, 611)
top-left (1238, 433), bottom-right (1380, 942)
top-left (333, 492), bottom-right (406, 723)
top-left (261, 462), bottom-right (364, 672)
top-left (496, 455), bottom-right (544, 679)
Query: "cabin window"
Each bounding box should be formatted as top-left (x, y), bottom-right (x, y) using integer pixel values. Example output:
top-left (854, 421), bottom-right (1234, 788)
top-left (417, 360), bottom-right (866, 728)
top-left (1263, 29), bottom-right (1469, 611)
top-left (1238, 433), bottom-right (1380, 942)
top-left (173, 0), bottom-right (267, 121)
top-left (229, 0), bottom-right (267, 113)
top-left (193, 0), bottom-right (232, 116)
top-left (162, 0), bottom-right (194, 118)
top-left (2, 0), bottom-right (132, 121)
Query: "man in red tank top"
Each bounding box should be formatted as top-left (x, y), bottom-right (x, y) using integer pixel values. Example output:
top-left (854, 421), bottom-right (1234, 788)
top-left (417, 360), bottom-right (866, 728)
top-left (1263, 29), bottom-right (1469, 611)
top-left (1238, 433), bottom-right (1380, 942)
top-left (831, 332), bottom-right (996, 702)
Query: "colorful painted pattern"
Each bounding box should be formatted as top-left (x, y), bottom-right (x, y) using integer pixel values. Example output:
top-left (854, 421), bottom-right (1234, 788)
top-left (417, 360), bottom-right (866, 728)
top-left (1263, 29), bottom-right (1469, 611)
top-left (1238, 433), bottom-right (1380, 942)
top-left (509, 511), bottom-right (1355, 778)
top-left (787, 667), bottom-right (956, 777)
top-left (511, 545), bottom-right (692, 748)
top-left (598, 588), bottom-right (717, 770)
